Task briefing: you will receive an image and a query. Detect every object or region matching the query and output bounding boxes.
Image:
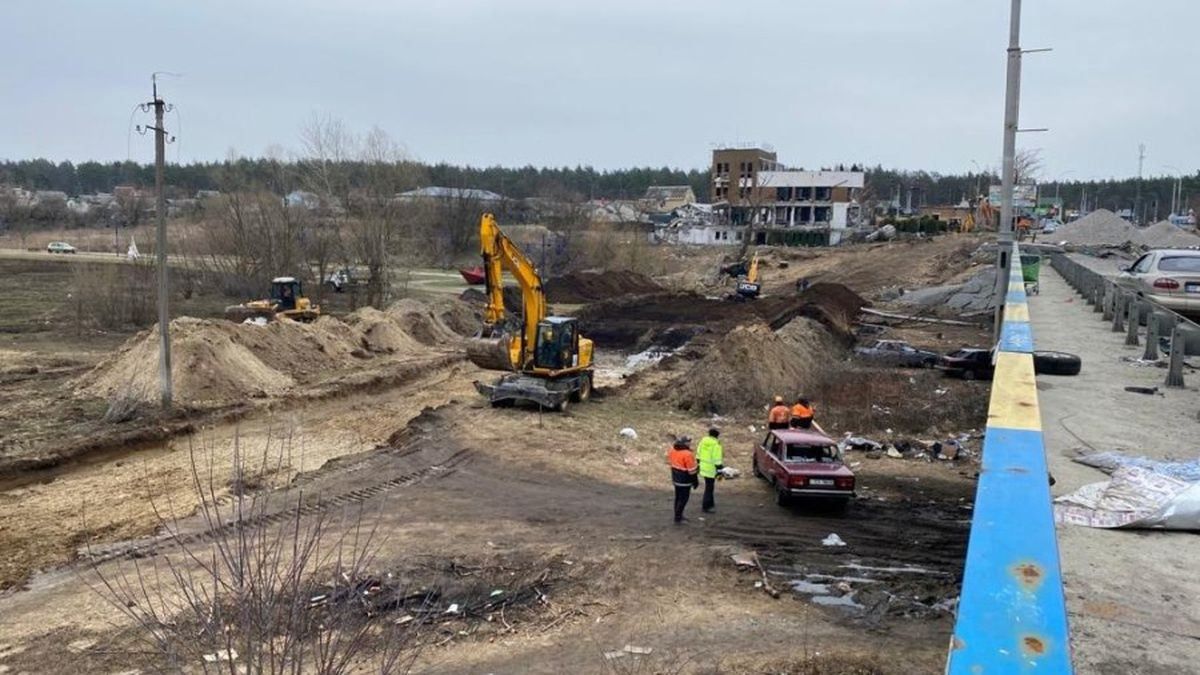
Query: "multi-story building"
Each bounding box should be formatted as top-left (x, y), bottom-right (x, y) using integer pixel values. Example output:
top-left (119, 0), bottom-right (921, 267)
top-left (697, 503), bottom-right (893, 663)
top-left (710, 147), bottom-right (864, 245)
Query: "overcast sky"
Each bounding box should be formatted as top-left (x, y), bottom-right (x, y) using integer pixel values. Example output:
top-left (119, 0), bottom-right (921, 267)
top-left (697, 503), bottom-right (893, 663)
top-left (2, 0), bottom-right (1196, 179)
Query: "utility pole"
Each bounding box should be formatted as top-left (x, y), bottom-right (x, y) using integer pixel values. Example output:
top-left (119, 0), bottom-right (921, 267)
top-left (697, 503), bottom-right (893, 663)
top-left (141, 75), bottom-right (174, 409)
top-left (994, 0), bottom-right (1023, 338)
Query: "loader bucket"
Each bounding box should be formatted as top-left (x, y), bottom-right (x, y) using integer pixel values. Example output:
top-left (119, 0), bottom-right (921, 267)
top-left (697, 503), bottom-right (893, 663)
top-left (466, 336), bottom-right (515, 371)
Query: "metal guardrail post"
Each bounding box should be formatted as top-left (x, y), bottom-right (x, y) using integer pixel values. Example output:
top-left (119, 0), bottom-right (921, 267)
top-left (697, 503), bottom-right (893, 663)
top-left (1102, 283), bottom-right (1114, 321)
top-left (1167, 326), bottom-right (1187, 388)
top-left (1125, 298), bottom-right (1141, 346)
top-left (1144, 312), bottom-right (1160, 361)
top-left (1092, 285), bottom-right (1103, 313)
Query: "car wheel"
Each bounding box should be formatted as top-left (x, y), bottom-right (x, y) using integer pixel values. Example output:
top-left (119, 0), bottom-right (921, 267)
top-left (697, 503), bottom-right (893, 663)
top-left (1033, 351), bottom-right (1082, 376)
top-left (752, 456), bottom-right (762, 479)
top-left (962, 369), bottom-right (977, 381)
top-left (776, 486), bottom-right (790, 507)
top-left (833, 498), bottom-right (850, 513)
top-left (921, 358), bottom-right (936, 369)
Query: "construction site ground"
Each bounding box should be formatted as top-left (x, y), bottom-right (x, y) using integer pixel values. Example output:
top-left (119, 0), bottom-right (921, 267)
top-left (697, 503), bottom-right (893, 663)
top-left (0, 235), bottom-right (993, 673)
top-left (1030, 264), bottom-right (1200, 675)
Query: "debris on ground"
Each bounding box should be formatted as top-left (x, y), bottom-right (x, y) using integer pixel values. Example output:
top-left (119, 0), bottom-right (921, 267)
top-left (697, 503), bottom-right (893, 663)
top-left (822, 533), bottom-right (847, 547)
top-left (1073, 451), bottom-right (1200, 482)
top-left (839, 435), bottom-right (883, 452)
top-left (1134, 220), bottom-right (1200, 249)
top-left (618, 427), bottom-right (638, 440)
top-left (1055, 466), bottom-right (1200, 530)
top-left (718, 467), bottom-right (741, 478)
top-left (1124, 386), bottom-right (1161, 396)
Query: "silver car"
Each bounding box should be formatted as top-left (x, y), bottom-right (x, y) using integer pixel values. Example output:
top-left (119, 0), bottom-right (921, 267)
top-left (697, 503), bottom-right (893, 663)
top-left (855, 339), bottom-right (941, 368)
top-left (1117, 249), bottom-right (1200, 317)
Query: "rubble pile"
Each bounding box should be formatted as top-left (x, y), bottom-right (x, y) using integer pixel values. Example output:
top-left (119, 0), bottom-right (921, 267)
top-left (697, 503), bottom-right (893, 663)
top-left (1054, 209), bottom-right (1138, 246)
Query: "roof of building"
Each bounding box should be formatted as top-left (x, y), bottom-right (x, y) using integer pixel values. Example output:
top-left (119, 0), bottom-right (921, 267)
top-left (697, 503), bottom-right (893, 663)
top-left (397, 186), bottom-right (505, 201)
top-left (643, 185), bottom-right (694, 201)
top-left (757, 170), bottom-right (865, 189)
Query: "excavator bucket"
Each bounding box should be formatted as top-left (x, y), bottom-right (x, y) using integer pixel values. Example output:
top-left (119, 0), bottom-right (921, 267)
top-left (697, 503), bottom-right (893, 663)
top-left (466, 336), bottom-right (516, 371)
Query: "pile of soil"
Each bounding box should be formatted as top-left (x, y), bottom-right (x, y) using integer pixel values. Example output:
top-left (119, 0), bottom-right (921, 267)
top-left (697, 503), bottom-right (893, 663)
top-left (1055, 209), bottom-right (1138, 246)
top-left (80, 297), bottom-right (477, 407)
top-left (576, 282), bottom-right (866, 348)
top-left (667, 317), bottom-right (843, 414)
top-left (1135, 220), bottom-right (1200, 249)
top-left (545, 270), bottom-right (663, 303)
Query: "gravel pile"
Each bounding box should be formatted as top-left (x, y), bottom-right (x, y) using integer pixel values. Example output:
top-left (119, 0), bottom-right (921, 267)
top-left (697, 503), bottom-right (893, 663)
top-left (1055, 209), bottom-right (1138, 246)
top-left (1134, 220), bottom-right (1200, 249)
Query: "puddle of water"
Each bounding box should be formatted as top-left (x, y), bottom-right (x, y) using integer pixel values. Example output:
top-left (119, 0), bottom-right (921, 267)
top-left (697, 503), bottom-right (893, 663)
top-left (789, 580), bottom-right (830, 594)
top-left (811, 593), bottom-right (863, 609)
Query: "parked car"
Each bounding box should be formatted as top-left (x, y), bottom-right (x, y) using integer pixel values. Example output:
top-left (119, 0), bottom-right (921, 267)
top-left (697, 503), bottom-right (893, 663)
top-left (46, 241), bottom-right (76, 254)
top-left (325, 267), bottom-right (368, 293)
top-left (1116, 249), bottom-right (1200, 318)
top-left (940, 348), bottom-right (1082, 380)
top-left (751, 428), bottom-right (855, 509)
top-left (1040, 219), bottom-right (1062, 234)
top-left (940, 348), bottom-right (993, 380)
top-left (855, 339), bottom-right (940, 368)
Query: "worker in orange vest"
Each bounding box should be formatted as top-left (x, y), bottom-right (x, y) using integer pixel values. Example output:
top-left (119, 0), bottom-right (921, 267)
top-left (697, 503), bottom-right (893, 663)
top-left (789, 397), bottom-right (814, 429)
top-left (767, 395), bottom-right (790, 430)
top-left (667, 436), bottom-right (699, 523)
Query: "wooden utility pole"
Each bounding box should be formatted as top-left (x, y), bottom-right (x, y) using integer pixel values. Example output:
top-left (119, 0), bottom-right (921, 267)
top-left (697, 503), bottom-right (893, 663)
top-left (146, 75), bottom-right (173, 408)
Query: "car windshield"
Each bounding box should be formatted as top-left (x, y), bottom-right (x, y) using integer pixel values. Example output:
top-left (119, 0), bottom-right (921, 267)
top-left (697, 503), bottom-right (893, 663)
top-left (1159, 256), bottom-right (1200, 273)
top-left (784, 444), bottom-right (838, 463)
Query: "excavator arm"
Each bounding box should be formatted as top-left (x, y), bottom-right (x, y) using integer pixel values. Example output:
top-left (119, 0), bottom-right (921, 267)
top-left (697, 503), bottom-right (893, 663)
top-left (471, 213), bottom-right (547, 371)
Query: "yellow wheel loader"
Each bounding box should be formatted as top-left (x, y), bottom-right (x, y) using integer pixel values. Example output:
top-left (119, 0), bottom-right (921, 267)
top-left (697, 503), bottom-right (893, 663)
top-left (224, 277), bottom-right (321, 323)
top-left (466, 214), bottom-right (594, 411)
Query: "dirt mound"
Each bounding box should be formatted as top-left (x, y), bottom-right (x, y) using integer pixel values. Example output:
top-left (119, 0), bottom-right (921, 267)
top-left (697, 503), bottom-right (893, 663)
top-left (344, 307), bottom-right (424, 354)
top-left (576, 282), bottom-right (866, 348)
top-left (80, 297), bottom-right (466, 407)
top-left (1056, 209), bottom-right (1138, 246)
top-left (80, 318), bottom-right (297, 406)
top-left (667, 318), bottom-right (843, 414)
top-left (1135, 220), bottom-right (1200, 249)
top-left (383, 298), bottom-right (469, 346)
top-left (546, 270), bottom-right (663, 303)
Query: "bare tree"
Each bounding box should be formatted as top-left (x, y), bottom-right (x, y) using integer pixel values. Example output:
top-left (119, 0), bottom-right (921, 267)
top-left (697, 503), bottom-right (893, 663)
top-left (84, 434), bottom-right (423, 674)
top-left (1013, 148), bottom-right (1044, 185)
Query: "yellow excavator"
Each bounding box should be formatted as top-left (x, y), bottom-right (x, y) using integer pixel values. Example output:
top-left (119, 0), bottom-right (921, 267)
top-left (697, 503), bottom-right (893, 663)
top-left (466, 213), bottom-right (594, 411)
top-left (224, 277), bottom-right (321, 323)
top-left (735, 251), bottom-right (761, 298)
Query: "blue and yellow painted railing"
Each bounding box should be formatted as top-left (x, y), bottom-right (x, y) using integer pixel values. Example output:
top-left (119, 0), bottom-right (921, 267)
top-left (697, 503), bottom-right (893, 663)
top-left (946, 242), bottom-right (1072, 673)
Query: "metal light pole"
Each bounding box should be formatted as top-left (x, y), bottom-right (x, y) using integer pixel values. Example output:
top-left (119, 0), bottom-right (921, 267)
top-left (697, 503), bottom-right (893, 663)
top-left (994, 0), bottom-right (1023, 338)
top-left (139, 74), bottom-right (176, 409)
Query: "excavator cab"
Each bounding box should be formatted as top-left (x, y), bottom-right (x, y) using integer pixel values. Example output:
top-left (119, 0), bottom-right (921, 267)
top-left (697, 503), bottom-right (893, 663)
top-left (271, 277), bottom-right (301, 311)
top-left (534, 317), bottom-right (579, 371)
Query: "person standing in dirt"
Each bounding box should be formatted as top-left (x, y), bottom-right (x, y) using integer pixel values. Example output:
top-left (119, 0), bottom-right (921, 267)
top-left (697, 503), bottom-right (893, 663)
top-left (768, 395), bottom-right (791, 430)
top-left (667, 436), bottom-right (699, 523)
top-left (695, 428), bottom-right (724, 513)
top-left (789, 397), bottom-right (815, 429)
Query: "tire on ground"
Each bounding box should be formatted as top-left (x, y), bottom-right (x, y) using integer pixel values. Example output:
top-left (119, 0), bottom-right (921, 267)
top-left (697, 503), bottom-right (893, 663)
top-left (1033, 350), bottom-right (1082, 376)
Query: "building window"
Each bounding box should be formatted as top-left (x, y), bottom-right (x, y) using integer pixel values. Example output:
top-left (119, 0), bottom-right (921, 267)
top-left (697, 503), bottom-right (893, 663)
top-left (735, 231), bottom-right (743, 241)
top-left (815, 206), bottom-right (831, 222)
top-left (776, 187), bottom-right (790, 201)
top-left (816, 187), bottom-right (832, 201)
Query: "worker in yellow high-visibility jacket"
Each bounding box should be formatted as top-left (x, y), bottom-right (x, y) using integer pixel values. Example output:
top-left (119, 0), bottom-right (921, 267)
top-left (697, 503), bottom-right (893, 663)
top-left (695, 427), bottom-right (724, 513)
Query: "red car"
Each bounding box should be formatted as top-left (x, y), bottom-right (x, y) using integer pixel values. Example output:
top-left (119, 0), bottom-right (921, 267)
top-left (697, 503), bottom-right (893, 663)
top-left (752, 429), bottom-right (856, 509)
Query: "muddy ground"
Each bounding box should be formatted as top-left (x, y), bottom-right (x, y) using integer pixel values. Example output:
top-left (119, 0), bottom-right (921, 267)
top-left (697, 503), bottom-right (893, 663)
top-left (0, 238), bottom-right (992, 673)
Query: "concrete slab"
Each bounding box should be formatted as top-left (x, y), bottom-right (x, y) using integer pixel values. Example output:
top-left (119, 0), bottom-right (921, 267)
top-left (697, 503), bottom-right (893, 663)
top-left (1029, 266), bottom-right (1200, 674)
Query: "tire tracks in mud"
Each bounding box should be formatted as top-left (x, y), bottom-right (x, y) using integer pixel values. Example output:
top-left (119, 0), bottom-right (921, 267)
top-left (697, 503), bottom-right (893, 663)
top-left (73, 409), bottom-right (473, 571)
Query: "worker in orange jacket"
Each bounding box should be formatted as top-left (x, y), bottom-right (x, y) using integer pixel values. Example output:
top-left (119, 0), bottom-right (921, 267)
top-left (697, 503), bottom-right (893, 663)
top-left (767, 395), bottom-right (791, 430)
top-left (789, 397), bottom-right (814, 429)
top-left (667, 436), bottom-right (699, 523)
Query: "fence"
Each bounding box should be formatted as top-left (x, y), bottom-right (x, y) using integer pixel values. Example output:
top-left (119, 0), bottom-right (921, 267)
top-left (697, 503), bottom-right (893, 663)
top-left (947, 243), bottom-right (1072, 673)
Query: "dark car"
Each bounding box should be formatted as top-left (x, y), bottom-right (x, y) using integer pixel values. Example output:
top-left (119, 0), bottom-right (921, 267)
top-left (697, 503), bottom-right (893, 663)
top-left (941, 348), bottom-right (994, 380)
top-left (855, 339), bottom-right (941, 368)
top-left (751, 429), bottom-right (855, 509)
top-left (941, 348), bottom-right (1082, 380)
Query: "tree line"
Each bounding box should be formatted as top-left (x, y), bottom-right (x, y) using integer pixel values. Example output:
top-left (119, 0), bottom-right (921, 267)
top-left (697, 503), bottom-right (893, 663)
top-left (2, 157), bottom-right (1196, 217)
